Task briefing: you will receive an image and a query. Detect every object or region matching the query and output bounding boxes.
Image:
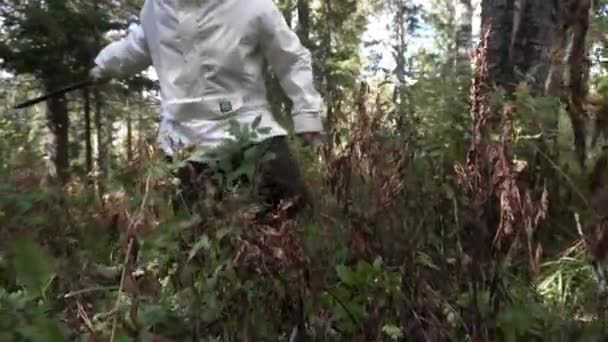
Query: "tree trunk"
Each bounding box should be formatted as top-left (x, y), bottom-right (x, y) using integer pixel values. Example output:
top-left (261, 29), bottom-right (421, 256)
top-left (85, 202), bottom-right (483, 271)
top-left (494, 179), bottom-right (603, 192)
top-left (296, 0), bottom-right (311, 48)
top-left (323, 0), bottom-right (334, 152)
top-left (138, 101), bottom-right (144, 150)
top-left (264, 0), bottom-right (293, 128)
top-left (563, 0), bottom-right (591, 170)
top-left (83, 87), bottom-right (93, 175)
top-left (43, 79), bottom-right (70, 183)
top-left (455, 0), bottom-right (473, 76)
top-left (94, 87), bottom-right (106, 197)
top-left (280, 0), bottom-right (293, 28)
top-left (509, 0), bottom-right (558, 95)
top-left (393, 2), bottom-right (408, 124)
top-left (126, 99), bottom-right (133, 161)
top-left (106, 112), bottom-right (113, 169)
top-left (298, 0), bottom-right (323, 105)
top-left (489, 0), bottom-right (590, 169)
top-left (481, 0), bottom-right (516, 91)
top-left (92, 0), bottom-right (106, 183)
top-left (94, 88), bottom-right (104, 172)
top-left (482, 0), bottom-right (565, 95)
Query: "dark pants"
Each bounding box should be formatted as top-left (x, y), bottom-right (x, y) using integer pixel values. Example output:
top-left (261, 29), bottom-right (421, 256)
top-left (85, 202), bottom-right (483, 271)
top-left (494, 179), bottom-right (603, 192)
top-left (172, 136), bottom-right (308, 220)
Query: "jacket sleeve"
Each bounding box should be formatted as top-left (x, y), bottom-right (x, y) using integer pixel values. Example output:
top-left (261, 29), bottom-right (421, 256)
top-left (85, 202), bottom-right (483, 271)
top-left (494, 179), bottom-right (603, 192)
top-left (94, 24), bottom-right (151, 78)
top-left (258, 2), bottom-right (324, 134)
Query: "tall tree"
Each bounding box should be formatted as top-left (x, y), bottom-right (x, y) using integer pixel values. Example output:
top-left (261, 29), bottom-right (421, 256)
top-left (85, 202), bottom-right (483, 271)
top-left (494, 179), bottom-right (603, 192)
top-left (454, 0), bottom-right (473, 76)
top-left (481, 0), bottom-right (592, 168)
top-left (263, 1), bottom-right (295, 127)
top-left (0, 0), bottom-right (116, 182)
top-left (316, 0), bottom-right (370, 149)
top-left (387, 0), bottom-right (421, 125)
top-left (480, 0), bottom-right (517, 91)
top-left (546, 0), bottom-right (592, 169)
top-left (264, 0), bottom-right (370, 142)
top-left (83, 88), bottom-right (93, 175)
top-left (296, 0), bottom-right (312, 49)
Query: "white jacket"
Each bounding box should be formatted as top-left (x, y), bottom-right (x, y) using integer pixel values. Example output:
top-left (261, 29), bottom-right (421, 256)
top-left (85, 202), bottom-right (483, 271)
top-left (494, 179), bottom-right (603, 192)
top-left (94, 0), bottom-right (324, 159)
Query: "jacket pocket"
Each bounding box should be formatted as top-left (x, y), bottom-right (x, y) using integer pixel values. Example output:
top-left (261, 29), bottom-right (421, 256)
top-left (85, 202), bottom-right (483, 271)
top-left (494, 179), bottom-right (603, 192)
top-left (164, 94), bottom-right (245, 121)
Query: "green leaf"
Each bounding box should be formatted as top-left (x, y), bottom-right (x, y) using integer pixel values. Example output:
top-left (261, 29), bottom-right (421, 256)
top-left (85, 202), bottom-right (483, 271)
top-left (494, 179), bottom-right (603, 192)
top-left (215, 228), bottom-right (231, 240)
top-left (415, 251), bottom-right (440, 271)
top-left (258, 127), bottom-right (272, 135)
top-left (0, 332), bottom-right (15, 342)
top-left (114, 334), bottom-right (133, 342)
top-left (456, 292), bottom-right (471, 308)
top-left (136, 332), bottom-right (156, 342)
top-left (336, 264), bottom-right (355, 286)
top-left (442, 183), bottom-right (455, 199)
top-left (243, 145), bottom-right (264, 162)
top-left (17, 319), bottom-right (63, 342)
top-left (477, 290), bottom-right (491, 317)
top-left (382, 324), bottom-right (403, 340)
top-left (201, 292), bottom-right (221, 322)
top-left (188, 235), bottom-right (211, 262)
top-left (354, 262), bottom-right (375, 285)
top-left (373, 256), bottom-right (383, 270)
top-left (138, 304), bottom-right (167, 328)
top-left (251, 115), bottom-right (262, 130)
top-left (12, 239), bottom-right (54, 298)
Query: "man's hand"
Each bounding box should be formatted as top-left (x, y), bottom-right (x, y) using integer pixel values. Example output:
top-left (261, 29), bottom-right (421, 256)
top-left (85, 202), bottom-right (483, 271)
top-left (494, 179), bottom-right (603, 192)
top-left (297, 132), bottom-right (325, 150)
top-left (88, 66), bottom-right (106, 84)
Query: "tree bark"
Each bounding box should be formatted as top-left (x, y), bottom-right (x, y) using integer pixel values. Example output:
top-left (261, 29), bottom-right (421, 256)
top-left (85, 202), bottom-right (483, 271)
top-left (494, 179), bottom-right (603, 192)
top-left (481, 0), bottom-right (516, 91)
top-left (280, 0), bottom-right (293, 27)
top-left (392, 1), bottom-right (408, 123)
top-left (480, 0), bottom-right (592, 244)
top-left (263, 0), bottom-right (293, 128)
top-left (105, 103), bottom-right (114, 169)
top-left (43, 79), bottom-right (70, 183)
top-left (83, 87), bottom-right (93, 175)
top-left (92, 0), bottom-right (106, 184)
top-left (564, 0), bottom-right (591, 170)
top-left (94, 88), bottom-right (105, 174)
top-left (323, 0), bottom-right (334, 152)
top-left (482, 0), bottom-right (567, 95)
top-left (126, 99), bottom-right (133, 161)
top-left (509, 0), bottom-right (558, 95)
top-left (455, 0), bottom-right (473, 75)
top-left (138, 100), bottom-right (144, 150)
top-left (296, 0), bottom-right (311, 48)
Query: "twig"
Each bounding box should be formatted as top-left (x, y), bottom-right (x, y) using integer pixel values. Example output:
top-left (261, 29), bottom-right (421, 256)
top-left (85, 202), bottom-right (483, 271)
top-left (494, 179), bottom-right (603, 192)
top-left (410, 309), bottom-right (432, 342)
top-left (110, 175), bottom-right (152, 341)
top-left (555, 239), bottom-right (585, 259)
top-left (533, 144), bottom-right (590, 208)
top-left (575, 213), bottom-right (608, 295)
top-left (62, 286), bottom-right (119, 299)
top-left (325, 287), bottom-right (361, 327)
top-left (76, 301), bottom-right (97, 336)
top-left (109, 237), bottom-right (136, 342)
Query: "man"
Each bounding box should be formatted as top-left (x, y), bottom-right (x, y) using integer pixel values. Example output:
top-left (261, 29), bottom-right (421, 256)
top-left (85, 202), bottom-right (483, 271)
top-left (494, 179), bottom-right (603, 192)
top-left (90, 0), bottom-right (324, 217)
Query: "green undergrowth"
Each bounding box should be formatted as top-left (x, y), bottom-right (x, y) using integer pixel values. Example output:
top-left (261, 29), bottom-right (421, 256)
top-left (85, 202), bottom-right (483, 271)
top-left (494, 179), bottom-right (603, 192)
top-left (1, 90), bottom-right (607, 341)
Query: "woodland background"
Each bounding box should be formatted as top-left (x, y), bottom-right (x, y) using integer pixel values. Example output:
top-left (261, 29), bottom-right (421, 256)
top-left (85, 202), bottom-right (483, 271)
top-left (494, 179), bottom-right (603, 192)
top-left (1, 0), bottom-right (608, 341)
